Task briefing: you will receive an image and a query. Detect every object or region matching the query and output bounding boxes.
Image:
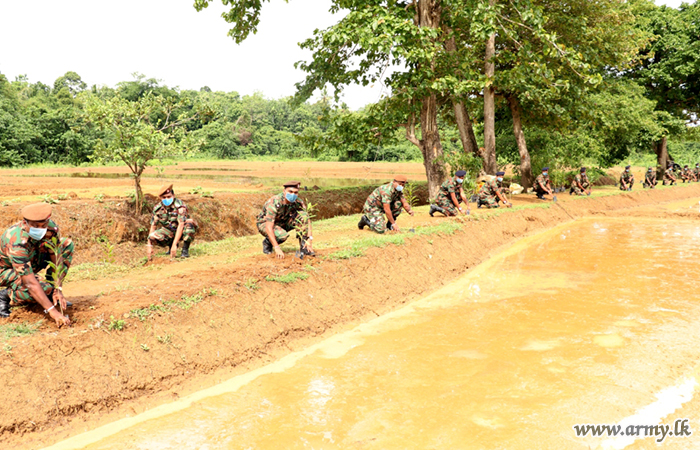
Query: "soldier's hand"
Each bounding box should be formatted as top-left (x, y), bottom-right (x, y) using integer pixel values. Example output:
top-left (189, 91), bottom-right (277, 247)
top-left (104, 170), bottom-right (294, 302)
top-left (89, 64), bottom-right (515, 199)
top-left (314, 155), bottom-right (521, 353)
top-left (391, 223), bottom-right (400, 232)
top-left (305, 242), bottom-right (314, 253)
top-left (146, 244), bottom-right (154, 260)
top-left (53, 290), bottom-right (67, 311)
top-left (49, 309), bottom-right (71, 327)
top-left (274, 245), bottom-right (285, 259)
top-left (408, 210), bottom-right (415, 217)
top-left (170, 247), bottom-right (177, 258)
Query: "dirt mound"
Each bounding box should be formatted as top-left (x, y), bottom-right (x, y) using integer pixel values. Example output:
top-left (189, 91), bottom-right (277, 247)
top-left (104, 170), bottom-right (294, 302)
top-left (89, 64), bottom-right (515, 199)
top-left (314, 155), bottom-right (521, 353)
top-left (2, 184), bottom-right (700, 449)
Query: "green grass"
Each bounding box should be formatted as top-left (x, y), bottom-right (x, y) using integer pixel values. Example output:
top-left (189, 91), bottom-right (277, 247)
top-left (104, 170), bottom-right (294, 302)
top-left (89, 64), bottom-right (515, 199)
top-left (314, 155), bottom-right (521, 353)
top-left (129, 289), bottom-right (213, 322)
top-left (265, 272), bottom-right (310, 283)
top-left (0, 321), bottom-right (43, 342)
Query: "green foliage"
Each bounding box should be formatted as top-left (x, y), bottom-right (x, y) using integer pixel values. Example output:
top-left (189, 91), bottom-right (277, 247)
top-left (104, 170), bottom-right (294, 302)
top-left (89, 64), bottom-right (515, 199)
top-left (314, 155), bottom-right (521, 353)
top-left (264, 272), bottom-right (309, 284)
top-left (403, 182), bottom-right (419, 208)
top-left (39, 194), bottom-right (59, 204)
top-left (108, 316), bottom-right (125, 331)
top-left (0, 321), bottom-right (43, 341)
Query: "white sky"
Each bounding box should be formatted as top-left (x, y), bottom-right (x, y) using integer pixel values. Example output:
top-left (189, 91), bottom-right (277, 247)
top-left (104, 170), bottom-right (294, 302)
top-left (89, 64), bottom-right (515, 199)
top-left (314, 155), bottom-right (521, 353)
top-left (0, 0), bottom-right (691, 110)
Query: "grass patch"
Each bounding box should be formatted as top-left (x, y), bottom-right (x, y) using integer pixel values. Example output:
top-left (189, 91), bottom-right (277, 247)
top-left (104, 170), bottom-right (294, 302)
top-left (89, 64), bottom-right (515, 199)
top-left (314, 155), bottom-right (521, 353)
top-left (0, 321), bottom-right (43, 341)
top-left (68, 261), bottom-right (137, 282)
top-left (265, 272), bottom-right (310, 284)
top-left (129, 289), bottom-right (214, 322)
top-left (327, 233), bottom-right (406, 260)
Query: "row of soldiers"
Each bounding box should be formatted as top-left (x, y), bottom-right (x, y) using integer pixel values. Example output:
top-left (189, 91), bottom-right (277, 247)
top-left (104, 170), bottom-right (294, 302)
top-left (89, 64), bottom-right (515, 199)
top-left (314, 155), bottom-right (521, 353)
top-left (1, 163), bottom-right (695, 325)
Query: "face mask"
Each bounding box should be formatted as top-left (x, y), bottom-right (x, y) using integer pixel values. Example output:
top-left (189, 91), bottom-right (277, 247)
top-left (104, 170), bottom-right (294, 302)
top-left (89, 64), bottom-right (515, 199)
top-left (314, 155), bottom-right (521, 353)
top-left (285, 193), bottom-right (298, 202)
top-left (543, 172), bottom-right (548, 177)
top-left (497, 177), bottom-right (503, 183)
top-left (396, 185), bottom-right (404, 192)
top-left (162, 197), bottom-right (174, 207)
top-left (28, 227), bottom-right (47, 241)
top-left (456, 178), bottom-right (464, 184)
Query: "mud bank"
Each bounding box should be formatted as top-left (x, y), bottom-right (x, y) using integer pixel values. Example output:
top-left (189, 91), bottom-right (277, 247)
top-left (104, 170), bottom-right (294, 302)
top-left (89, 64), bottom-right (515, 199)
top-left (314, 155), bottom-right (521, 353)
top-left (2, 184), bottom-right (700, 449)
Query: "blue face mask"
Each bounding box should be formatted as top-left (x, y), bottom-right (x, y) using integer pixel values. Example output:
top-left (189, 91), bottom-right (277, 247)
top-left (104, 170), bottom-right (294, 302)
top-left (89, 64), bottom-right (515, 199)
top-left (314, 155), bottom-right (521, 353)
top-left (456, 178), bottom-right (464, 184)
top-left (497, 177), bottom-right (503, 183)
top-left (162, 197), bottom-right (174, 207)
top-left (28, 227), bottom-right (47, 241)
top-left (543, 172), bottom-right (548, 177)
top-left (285, 193), bottom-right (298, 203)
top-left (396, 185), bottom-right (404, 192)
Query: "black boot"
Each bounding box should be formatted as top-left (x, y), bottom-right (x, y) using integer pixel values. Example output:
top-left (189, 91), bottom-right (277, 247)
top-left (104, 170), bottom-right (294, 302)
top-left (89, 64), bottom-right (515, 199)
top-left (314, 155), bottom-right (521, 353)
top-left (0, 290), bottom-right (10, 318)
top-left (262, 238), bottom-right (273, 254)
top-left (429, 205), bottom-right (444, 217)
top-left (298, 237), bottom-right (316, 257)
top-left (358, 215), bottom-right (369, 230)
top-left (181, 241), bottom-right (191, 258)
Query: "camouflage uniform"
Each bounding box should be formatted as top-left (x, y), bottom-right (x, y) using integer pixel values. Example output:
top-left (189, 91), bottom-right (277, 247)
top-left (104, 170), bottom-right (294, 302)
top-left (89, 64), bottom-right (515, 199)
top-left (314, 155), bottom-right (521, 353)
top-left (256, 193), bottom-right (309, 243)
top-left (149, 199), bottom-right (196, 247)
top-left (681, 167), bottom-right (693, 182)
top-left (570, 173), bottom-right (590, 195)
top-left (643, 170), bottom-right (657, 188)
top-left (533, 173), bottom-right (551, 197)
top-left (362, 183), bottom-right (404, 233)
top-left (663, 167), bottom-right (676, 185)
top-left (477, 179), bottom-right (503, 208)
top-left (0, 220), bottom-right (74, 304)
top-left (619, 171), bottom-right (634, 190)
top-left (435, 177), bottom-right (464, 216)
top-left (694, 166), bottom-right (700, 180)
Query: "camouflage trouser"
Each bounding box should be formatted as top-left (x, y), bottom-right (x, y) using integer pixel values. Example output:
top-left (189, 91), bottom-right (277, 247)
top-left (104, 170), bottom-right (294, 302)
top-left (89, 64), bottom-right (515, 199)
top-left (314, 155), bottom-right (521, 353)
top-left (619, 180), bottom-right (634, 191)
top-left (662, 175), bottom-right (675, 185)
top-left (534, 185), bottom-right (549, 198)
top-left (435, 195), bottom-right (461, 216)
top-left (0, 237), bottom-right (74, 304)
top-left (643, 179), bottom-right (656, 188)
top-left (363, 203), bottom-right (402, 234)
top-left (570, 184), bottom-right (589, 195)
top-left (477, 194), bottom-right (499, 208)
top-left (149, 223), bottom-right (196, 247)
top-left (257, 220), bottom-right (307, 244)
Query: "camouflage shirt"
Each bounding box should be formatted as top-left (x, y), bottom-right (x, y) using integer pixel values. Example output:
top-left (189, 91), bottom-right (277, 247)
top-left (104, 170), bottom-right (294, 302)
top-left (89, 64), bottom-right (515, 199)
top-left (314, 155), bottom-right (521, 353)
top-left (437, 177), bottom-right (463, 199)
top-left (645, 171), bottom-right (656, 182)
top-left (534, 173), bottom-right (551, 190)
top-left (0, 220), bottom-right (60, 277)
top-left (151, 199), bottom-right (189, 231)
top-left (364, 183), bottom-right (404, 211)
top-left (574, 173), bottom-right (590, 188)
top-left (256, 193), bottom-right (308, 227)
top-left (620, 171), bottom-right (634, 183)
top-left (479, 178), bottom-right (502, 198)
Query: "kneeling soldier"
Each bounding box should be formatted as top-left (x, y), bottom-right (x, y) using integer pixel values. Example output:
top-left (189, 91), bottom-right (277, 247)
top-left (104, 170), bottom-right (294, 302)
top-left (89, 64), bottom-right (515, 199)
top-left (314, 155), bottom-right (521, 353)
top-left (430, 170), bottom-right (469, 217)
top-left (643, 167), bottom-right (657, 188)
top-left (681, 165), bottom-right (694, 182)
top-left (359, 175), bottom-right (415, 233)
top-left (0, 203), bottom-right (72, 326)
top-left (694, 163), bottom-right (700, 181)
top-left (620, 166), bottom-right (634, 191)
top-left (570, 167), bottom-right (591, 196)
top-left (663, 163), bottom-right (677, 185)
top-left (257, 181), bottom-right (314, 259)
top-left (477, 171), bottom-right (512, 208)
top-left (534, 167), bottom-right (553, 199)
top-left (148, 184), bottom-right (197, 260)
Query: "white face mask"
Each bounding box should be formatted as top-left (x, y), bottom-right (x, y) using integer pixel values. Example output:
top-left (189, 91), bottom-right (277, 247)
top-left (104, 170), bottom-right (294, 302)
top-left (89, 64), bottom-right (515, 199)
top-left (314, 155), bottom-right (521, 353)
top-left (396, 185), bottom-right (404, 192)
top-left (497, 177), bottom-right (503, 183)
top-left (28, 227), bottom-right (48, 240)
top-left (456, 178), bottom-right (464, 184)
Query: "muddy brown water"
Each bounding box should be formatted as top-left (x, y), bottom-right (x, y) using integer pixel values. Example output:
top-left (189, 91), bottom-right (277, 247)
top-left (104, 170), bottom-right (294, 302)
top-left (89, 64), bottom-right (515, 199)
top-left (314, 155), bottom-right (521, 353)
top-left (46, 216), bottom-right (700, 450)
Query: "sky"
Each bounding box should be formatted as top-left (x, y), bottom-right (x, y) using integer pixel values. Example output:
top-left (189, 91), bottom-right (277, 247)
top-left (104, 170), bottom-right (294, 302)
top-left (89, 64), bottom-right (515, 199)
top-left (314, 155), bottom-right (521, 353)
top-left (0, 0), bottom-right (691, 110)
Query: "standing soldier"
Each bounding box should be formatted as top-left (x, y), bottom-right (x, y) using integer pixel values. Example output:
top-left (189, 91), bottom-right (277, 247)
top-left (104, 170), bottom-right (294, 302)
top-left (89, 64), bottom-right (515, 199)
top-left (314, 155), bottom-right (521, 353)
top-left (663, 163), bottom-right (677, 185)
top-left (619, 166), bottom-right (634, 191)
top-left (147, 184), bottom-right (197, 260)
top-left (533, 167), bottom-right (553, 200)
top-left (477, 171), bottom-right (512, 208)
top-left (257, 181), bottom-right (314, 259)
top-left (643, 167), bottom-right (657, 188)
top-left (430, 170), bottom-right (469, 217)
top-left (0, 204), bottom-right (72, 326)
top-left (359, 175), bottom-right (415, 233)
top-left (570, 167), bottom-right (591, 196)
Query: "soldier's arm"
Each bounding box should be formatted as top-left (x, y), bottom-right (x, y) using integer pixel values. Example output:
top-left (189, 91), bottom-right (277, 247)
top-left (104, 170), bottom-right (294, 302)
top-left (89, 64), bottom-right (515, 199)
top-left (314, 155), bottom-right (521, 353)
top-left (400, 197), bottom-right (414, 216)
top-left (496, 188), bottom-right (511, 207)
top-left (21, 274), bottom-right (70, 326)
top-left (383, 202), bottom-right (397, 226)
top-left (450, 192), bottom-right (461, 209)
top-left (171, 222), bottom-right (185, 257)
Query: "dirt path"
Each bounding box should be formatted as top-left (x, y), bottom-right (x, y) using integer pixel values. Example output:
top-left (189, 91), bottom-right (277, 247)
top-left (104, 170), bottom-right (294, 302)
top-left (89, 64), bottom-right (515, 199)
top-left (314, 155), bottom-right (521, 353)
top-left (1, 183), bottom-right (699, 449)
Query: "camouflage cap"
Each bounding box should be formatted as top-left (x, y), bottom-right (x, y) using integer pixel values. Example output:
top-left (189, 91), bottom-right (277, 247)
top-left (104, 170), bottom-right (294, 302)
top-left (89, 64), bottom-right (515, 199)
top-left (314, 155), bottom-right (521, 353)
top-left (394, 175), bottom-right (408, 182)
top-left (22, 203), bottom-right (52, 221)
top-left (283, 181), bottom-right (301, 188)
top-left (158, 183), bottom-right (174, 197)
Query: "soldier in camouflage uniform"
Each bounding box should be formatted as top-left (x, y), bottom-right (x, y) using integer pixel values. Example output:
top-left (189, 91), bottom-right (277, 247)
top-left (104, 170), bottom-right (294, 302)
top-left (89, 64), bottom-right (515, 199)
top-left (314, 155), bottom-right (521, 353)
top-left (681, 165), bottom-right (695, 182)
top-left (694, 163), bottom-right (700, 181)
top-left (570, 167), bottom-right (591, 196)
top-left (619, 165), bottom-right (634, 191)
top-left (663, 163), bottom-right (677, 185)
top-left (257, 181), bottom-right (314, 259)
top-left (643, 167), bottom-right (657, 188)
top-left (477, 171), bottom-right (512, 208)
top-left (430, 170), bottom-right (469, 217)
top-left (359, 175), bottom-right (415, 233)
top-left (533, 167), bottom-right (553, 200)
top-left (148, 184), bottom-right (197, 260)
top-left (0, 203), bottom-right (72, 326)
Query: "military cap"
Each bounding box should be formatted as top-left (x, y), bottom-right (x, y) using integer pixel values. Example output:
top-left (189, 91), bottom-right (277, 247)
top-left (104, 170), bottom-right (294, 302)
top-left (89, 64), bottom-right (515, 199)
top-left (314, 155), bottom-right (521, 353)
top-left (696, 163), bottom-right (699, 166)
top-left (22, 203), bottom-right (52, 221)
top-left (283, 181), bottom-right (301, 188)
top-left (394, 175), bottom-right (408, 182)
top-left (647, 167), bottom-right (653, 171)
top-left (542, 167), bottom-right (549, 172)
top-left (496, 171), bottom-right (505, 176)
top-left (580, 167), bottom-right (587, 173)
top-left (625, 165), bottom-right (630, 169)
top-left (158, 183), bottom-right (174, 197)
top-left (455, 170), bottom-right (467, 177)
top-left (684, 165), bottom-right (689, 168)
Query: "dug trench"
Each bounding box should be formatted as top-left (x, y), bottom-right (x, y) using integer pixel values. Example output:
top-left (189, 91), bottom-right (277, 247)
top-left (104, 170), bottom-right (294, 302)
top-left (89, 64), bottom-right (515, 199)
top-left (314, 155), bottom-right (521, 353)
top-left (2, 184), bottom-right (700, 449)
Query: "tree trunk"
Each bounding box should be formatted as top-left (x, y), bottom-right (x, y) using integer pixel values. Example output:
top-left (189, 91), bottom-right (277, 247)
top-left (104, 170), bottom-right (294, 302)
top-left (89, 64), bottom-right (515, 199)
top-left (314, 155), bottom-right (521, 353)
top-left (482, 0), bottom-right (497, 175)
top-left (654, 136), bottom-right (670, 177)
top-left (507, 95), bottom-right (534, 190)
top-left (134, 174), bottom-right (144, 214)
top-left (420, 94), bottom-right (448, 199)
top-left (444, 31), bottom-right (480, 158)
